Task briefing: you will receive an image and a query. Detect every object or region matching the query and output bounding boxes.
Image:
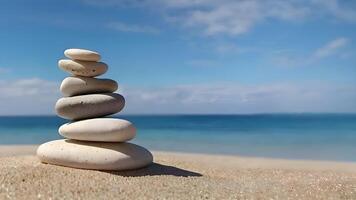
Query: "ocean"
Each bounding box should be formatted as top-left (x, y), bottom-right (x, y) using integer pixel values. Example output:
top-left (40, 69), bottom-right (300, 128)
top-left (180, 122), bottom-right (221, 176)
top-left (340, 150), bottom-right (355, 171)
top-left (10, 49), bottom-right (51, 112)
top-left (1, 114), bottom-right (356, 161)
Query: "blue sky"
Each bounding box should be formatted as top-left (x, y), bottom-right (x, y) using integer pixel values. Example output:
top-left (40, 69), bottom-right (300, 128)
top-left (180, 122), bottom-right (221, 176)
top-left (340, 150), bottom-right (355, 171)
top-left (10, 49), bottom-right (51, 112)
top-left (0, 0), bottom-right (355, 114)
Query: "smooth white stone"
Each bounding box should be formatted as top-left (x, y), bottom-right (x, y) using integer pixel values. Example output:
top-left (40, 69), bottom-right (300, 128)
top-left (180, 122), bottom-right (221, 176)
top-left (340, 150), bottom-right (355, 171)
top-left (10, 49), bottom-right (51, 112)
top-left (37, 139), bottom-right (153, 171)
top-left (58, 59), bottom-right (108, 77)
top-left (59, 118), bottom-right (136, 142)
top-left (64, 48), bottom-right (101, 61)
top-left (55, 93), bottom-right (125, 120)
top-left (60, 76), bottom-right (118, 97)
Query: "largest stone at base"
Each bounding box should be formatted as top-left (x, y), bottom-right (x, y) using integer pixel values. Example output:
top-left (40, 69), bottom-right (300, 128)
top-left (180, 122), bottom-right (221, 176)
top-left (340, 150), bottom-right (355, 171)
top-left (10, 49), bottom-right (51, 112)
top-left (37, 139), bottom-right (153, 171)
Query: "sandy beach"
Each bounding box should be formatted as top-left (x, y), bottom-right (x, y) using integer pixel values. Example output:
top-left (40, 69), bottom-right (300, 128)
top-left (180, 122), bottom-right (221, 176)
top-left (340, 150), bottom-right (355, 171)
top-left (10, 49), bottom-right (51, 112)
top-left (1, 145), bottom-right (356, 199)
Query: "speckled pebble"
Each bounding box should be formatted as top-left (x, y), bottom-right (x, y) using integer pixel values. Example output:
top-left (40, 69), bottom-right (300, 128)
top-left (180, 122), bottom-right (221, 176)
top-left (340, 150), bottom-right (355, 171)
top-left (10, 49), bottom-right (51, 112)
top-left (58, 59), bottom-right (108, 77)
top-left (55, 93), bottom-right (125, 120)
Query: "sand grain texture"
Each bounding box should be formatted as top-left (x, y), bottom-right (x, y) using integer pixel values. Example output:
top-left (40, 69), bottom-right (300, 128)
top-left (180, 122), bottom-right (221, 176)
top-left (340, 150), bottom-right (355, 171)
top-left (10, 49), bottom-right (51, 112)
top-left (1, 149), bottom-right (356, 199)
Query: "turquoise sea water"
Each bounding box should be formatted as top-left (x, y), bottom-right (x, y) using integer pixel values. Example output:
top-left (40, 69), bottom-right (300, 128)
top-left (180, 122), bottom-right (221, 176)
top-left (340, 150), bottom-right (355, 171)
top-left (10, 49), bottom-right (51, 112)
top-left (1, 114), bottom-right (356, 161)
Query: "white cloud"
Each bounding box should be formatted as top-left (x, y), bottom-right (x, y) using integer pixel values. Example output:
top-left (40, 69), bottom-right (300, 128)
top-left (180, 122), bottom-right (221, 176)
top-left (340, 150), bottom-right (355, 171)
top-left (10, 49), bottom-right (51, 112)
top-left (166, 0), bottom-right (356, 36)
top-left (183, 0), bottom-right (308, 35)
top-left (0, 78), bottom-right (60, 115)
top-left (108, 21), bottom-right (160, 34)
top-left (164, 0), bottom-right (310, 36)
top-left (182, 1), bottom-right (263, 35)
top-left (84, 0), bottom-right (356, 36)
top-left (272, 37), bottom-right (350, 68)
top-left (121, 82), bottom-right (356, 114)
top-left (311, 0), bottom-right (356, 22)
top-left (0, 78), bottom-right (355, 115)
top-left (313, 37), bottom-right (349, 59)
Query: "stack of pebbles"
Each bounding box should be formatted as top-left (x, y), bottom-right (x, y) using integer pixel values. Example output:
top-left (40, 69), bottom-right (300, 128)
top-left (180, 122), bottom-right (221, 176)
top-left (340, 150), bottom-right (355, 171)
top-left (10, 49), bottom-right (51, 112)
top-left (37, 48), bottom-right (153, 170)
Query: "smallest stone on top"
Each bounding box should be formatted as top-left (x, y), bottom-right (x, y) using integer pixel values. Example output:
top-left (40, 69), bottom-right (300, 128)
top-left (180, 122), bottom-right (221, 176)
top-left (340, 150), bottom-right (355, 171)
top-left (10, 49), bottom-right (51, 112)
top-left (58, 49), bottom-right (107, 77)
top-left (65, 48), bottom-right (101, 61)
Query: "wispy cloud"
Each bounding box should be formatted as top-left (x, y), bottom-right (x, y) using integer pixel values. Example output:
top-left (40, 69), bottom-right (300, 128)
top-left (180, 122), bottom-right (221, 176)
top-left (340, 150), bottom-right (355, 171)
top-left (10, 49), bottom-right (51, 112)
top-left (0, 78), bottom-right (58, 98)
top-left (313, 37), bottom-right (349, 59)
top-left (312, 0), bottom-right (356, 22)
top-left (0, 78), bottom-right (60, 115)
top-left (165, 0), bottom-right (356, 36)
top-left (84, 0), bottom-right (356, 36)
top-left (107, 21), bottom-right (160, 34)
top-left (121, 82), bottom-right (356, 114)
top-left (272, 37), bottom-right (350, 68)
top-left (178, 1), bottom-right (309, 36)
top-left (1, 78), bottom-right (355, 115)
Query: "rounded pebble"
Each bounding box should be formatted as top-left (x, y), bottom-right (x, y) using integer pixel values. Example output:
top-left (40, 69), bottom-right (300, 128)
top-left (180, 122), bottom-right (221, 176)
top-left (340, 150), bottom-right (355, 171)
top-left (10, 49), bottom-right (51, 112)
top-left (55, 93), bottom-right (125, 120)
top-left (64, 48), bottom-right (101, 61)
top-left (59, 118), bottom-right (136, 142)
top-left (58, 59), bottom-right (108, 77)
top-left (37, 139), bottom-right (153, 171)
top-left (60, 76), bottom-right (118, 97)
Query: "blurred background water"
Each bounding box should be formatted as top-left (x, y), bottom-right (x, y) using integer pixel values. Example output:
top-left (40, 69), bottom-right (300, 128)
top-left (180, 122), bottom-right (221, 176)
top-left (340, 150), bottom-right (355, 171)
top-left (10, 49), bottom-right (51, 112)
top-left (1, 114), bottom-right (356, 161)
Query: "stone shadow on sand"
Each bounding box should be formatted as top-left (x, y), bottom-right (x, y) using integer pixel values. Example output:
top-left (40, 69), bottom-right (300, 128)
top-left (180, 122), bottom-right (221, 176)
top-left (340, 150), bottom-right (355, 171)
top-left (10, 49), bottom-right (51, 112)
top-left (64, 140), bottom-right (202, 177)
top-left (103, 163), bottom-right (202, 177)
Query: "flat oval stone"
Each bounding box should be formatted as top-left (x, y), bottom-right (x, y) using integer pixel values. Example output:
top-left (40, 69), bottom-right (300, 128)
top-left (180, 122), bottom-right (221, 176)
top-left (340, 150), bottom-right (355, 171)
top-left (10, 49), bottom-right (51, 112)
top-left (55, 93), bottom-right (125, 120)
top-left (58, 59), bottom-right (108, 77)
top-left (60, 76), bottom-right (118, 97)
top-left (64, 48), bottom-right (101, 61)
top-left (59, 118), bottom-right (136, 142)
top-left (37, 139), bottom-right (153, 171)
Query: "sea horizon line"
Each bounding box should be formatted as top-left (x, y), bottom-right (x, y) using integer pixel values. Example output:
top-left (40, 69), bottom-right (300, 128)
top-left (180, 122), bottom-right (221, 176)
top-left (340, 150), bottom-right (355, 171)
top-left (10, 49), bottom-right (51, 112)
top-left (1, 112), bottom-right (356, 117)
